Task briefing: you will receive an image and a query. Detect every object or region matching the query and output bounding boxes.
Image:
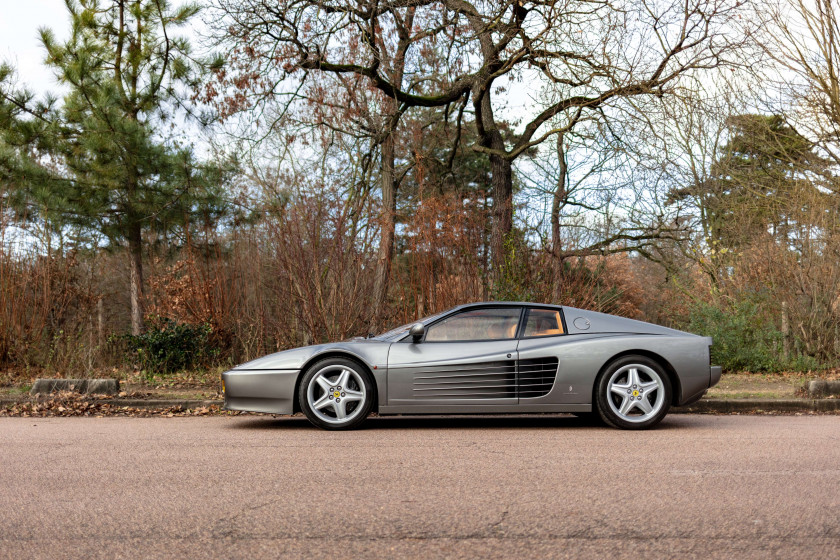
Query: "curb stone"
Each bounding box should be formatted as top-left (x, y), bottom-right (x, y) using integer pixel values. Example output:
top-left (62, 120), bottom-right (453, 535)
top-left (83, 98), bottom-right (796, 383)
top-left (672, 398), bottom-right (840, 413)
top-left (0, 398), bottom-right (222, 410)
top-left (807, 380), bottom-right (840, 398)
top-left (30, 378), bottom-right (119, 396)
top-left (104, 399), bottom-right (222, 409)
top-left (1, 397), bottom-right (840, 413)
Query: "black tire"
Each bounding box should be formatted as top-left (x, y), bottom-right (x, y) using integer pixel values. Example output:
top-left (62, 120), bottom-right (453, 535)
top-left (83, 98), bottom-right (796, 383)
top-left (594, 355), bottom-right (672, 430)
top-left (298, 357), bottom-right (375, 430)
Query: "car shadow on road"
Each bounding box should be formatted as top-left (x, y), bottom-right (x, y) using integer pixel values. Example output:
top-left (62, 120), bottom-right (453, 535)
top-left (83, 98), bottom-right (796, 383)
top-left (227, 414), bottom-right (690, 431)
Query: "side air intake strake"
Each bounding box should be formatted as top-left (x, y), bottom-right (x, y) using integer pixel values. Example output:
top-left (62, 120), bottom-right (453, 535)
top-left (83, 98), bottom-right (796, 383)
top-left (518, 357), bottom-right (560, 398)
top-left (412, 360), bottom-right (517, 398)
top-left (411, 358), bottom-right (558, 399)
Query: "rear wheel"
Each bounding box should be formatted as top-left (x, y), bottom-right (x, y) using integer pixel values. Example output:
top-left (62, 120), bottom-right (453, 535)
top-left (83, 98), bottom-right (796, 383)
top-left (299, 358), bottom-right (374, 430)
top-left (595, 356), bottom-right (671, 430)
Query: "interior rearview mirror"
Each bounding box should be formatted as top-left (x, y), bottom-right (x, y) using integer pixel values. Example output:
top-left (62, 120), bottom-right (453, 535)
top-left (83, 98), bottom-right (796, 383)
top-left (409, 323), bottom-right (425, 342)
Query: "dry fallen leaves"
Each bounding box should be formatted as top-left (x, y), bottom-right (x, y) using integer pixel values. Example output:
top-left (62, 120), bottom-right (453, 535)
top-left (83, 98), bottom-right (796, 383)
top-left (0, 391), bottom-right (236, 418)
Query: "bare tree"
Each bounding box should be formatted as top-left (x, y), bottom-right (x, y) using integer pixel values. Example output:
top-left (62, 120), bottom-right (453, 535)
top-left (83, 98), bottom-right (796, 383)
top-left (760, 0), bottom-right (840, 166)
top-left (210, 0), bottom-right (748, 290)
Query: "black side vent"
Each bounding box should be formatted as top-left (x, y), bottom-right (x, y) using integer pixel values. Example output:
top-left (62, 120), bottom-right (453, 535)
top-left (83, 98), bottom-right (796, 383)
top-left (412, 360), bottom-right (517, 399)
top-left (518, 357), bottom-right (559, 398)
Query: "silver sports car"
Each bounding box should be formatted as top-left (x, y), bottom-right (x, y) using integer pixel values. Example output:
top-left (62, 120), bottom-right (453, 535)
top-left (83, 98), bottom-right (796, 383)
top-left (222, 302), bottom-right (721, 430)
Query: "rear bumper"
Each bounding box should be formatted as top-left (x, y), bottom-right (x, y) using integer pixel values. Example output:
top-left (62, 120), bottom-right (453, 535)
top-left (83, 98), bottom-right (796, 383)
top-left (675, 364), bottom-right (722, 407)
top-left (222, 369), bottom-right (299, 414)
top-left (710, 366), bottom-right (722, 387)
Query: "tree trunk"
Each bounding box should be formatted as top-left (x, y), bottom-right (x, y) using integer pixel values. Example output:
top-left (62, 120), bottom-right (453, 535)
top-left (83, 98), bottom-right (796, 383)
top-left (551, 133), bottom-right (568, 302)
top-left (781, 301), bottom-right (790, 359)
top-left (128, 223), bottom-right (144, 335)
top-left (97, 297), bottom-right (104, 346)
top-left (489, 141), bottom-right (513, 274)
top-left (477, 86), bottom-right (514, 281)
top-left (370, 131), bottom-right (397, 333)
top-left (369, 15), bottom-right (410, 332)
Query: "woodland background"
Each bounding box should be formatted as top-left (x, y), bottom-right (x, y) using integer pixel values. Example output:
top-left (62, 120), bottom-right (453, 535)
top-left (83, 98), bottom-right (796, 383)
top-left (2, 0), bottom-right (840, 380)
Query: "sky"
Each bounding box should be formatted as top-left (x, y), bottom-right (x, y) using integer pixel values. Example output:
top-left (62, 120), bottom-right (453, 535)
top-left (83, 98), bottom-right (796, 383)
top-left (0, 0), bottom-right (70, 95)
top-left (0, 0), bottom-right (663, 235)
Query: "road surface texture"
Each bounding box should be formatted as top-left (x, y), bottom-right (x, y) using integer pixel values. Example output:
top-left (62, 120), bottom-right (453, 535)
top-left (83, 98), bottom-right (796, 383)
top-left (1, 414), bottom-right (838, 559)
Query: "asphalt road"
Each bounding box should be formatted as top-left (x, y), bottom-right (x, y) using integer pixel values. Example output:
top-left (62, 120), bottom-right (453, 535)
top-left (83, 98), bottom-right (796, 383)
top-left (1, 414), bottom-right (839, 559)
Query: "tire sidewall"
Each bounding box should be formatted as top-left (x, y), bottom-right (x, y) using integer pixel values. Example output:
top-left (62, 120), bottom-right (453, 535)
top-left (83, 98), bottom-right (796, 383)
top-left (298, 357), bottom-right (374, 430)
top-left (595, 355), bottom-right (672, 430)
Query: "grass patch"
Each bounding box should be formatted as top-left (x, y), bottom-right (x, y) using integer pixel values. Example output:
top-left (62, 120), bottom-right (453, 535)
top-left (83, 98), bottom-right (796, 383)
top-left (0, 386), bottom-right (31, 397)
top-left (122, 365), bottom-right (226, 389)
top-left (706, 372), bottom-right (813, 400)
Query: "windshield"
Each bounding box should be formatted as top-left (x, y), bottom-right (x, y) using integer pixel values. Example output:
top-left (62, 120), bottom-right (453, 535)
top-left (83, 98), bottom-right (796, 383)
top-left (374, 308), bottom-right (452, 340)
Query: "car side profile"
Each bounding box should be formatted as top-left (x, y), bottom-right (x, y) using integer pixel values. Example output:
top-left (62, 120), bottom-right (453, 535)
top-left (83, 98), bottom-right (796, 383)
top-left (222, 302), bottom-right (721, 430)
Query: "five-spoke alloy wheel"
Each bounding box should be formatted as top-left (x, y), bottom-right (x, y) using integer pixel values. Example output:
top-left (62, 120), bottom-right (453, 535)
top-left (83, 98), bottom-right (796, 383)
top-left (595, 355), bottom-right (671, 430)
top-left (299, 358), bottom-right (374, 430)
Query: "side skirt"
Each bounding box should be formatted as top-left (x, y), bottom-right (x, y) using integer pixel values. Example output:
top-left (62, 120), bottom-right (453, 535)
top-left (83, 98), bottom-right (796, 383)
top-left (378, 403), bottom-right (592, 415)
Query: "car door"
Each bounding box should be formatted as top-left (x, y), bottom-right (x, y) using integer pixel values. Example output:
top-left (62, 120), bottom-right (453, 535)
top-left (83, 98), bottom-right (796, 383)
top-left (387, 307), bottom-right (522, 406)
top-left (515, 306), bottom-right (583, 403)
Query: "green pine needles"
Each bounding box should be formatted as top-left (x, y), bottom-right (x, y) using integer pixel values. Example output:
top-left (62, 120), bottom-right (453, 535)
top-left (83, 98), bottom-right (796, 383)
top-left (0, 0), bottom-right (230, 335)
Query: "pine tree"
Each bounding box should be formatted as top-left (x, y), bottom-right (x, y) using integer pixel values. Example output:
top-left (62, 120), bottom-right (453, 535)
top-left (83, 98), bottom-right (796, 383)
top-left (0, 0), bottom-right (225, 334)
top-left (672, 114), bottom-right (831, 253)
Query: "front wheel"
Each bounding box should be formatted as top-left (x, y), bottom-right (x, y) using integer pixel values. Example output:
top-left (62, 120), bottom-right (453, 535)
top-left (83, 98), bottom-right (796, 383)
top-left (299, 358), bottom-right (374, 430)
top-left (595, 356), bottom-right (671, 430)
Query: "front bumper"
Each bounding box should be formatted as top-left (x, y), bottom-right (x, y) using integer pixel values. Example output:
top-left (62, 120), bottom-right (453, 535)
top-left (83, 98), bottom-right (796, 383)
top-left (222, 369), bottom-right (299, 414)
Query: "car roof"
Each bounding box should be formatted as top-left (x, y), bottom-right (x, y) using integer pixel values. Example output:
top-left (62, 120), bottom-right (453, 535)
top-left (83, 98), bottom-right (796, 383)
top-left (451, 301), bottom-right (563, 311)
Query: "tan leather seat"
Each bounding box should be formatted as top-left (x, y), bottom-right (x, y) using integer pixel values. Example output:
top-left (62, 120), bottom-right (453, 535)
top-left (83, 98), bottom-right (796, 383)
top-left (487, 321), bottom-right (517, 339)
top-left (506, 322), bottom-right (517, 338)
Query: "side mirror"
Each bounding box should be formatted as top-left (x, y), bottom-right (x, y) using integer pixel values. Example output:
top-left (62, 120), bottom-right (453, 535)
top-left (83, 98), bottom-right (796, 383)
top-left (409, 323), bottom-right (425, 343)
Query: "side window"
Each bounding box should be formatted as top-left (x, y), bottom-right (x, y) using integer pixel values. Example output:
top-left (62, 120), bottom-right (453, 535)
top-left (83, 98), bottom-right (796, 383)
top-left (522, 308), bottom-right (564, 338)
top-left (425, 308), bottom-right (521, 342)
